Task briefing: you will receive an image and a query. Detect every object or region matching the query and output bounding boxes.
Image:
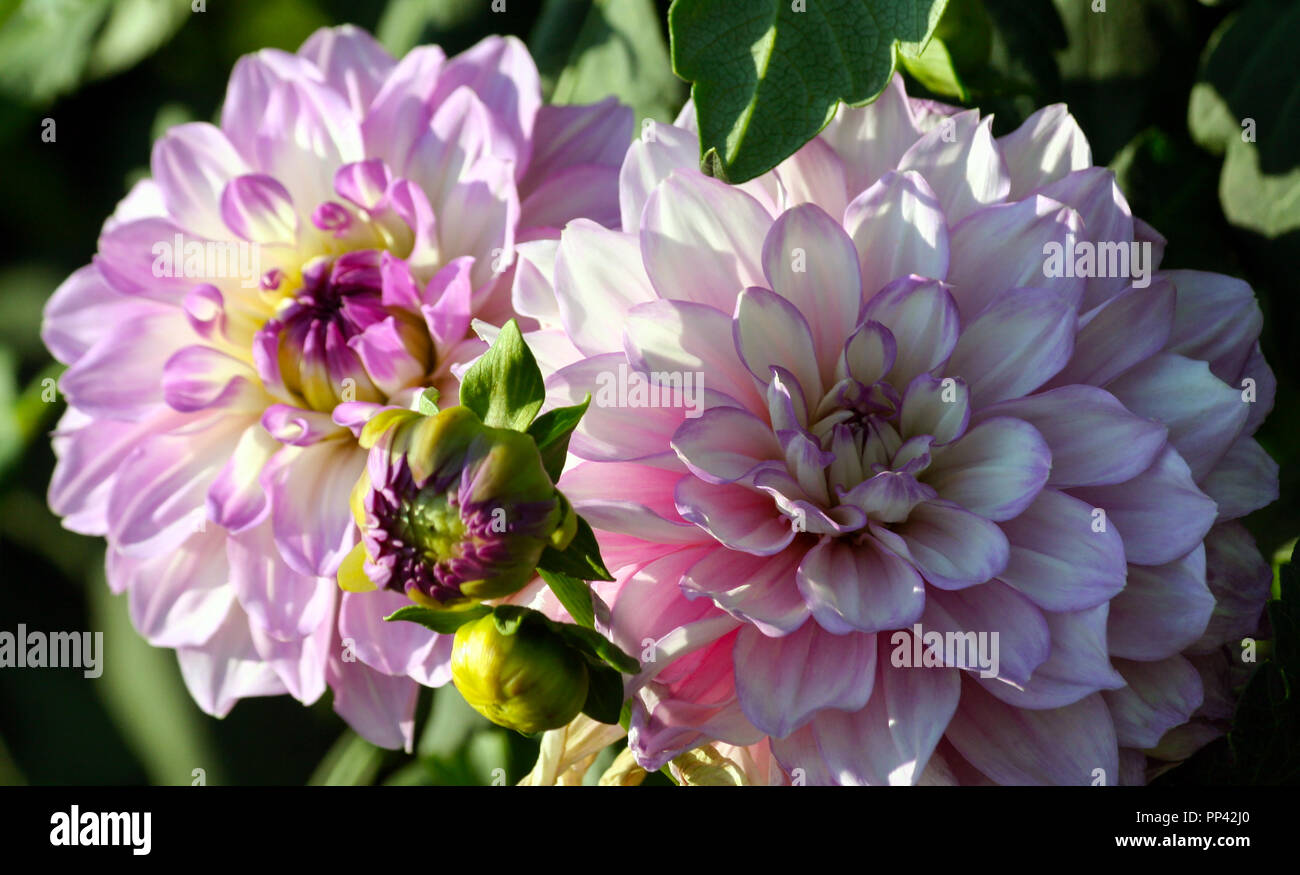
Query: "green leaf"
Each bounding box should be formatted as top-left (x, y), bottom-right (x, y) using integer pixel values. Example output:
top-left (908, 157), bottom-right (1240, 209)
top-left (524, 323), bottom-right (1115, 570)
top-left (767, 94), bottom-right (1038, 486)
top-left (899, 36), bottom-right (966, 101)
top-left (530, 0), bottom-right (682, 122)
top-left (385, 604), bottom-right (490, 634)
top-left (526, 395), bottom-right (589, 483)
top-left (538, 516), bottom-right (615, 584)
top-left (417, 387), bottom-right (440, 416)
top-left (581, 665), bottom-right (626, 725)
top-left (307, 731), bottom-right (385, 786)
top-left (1188, 0), bottom-right (1300, 237)
top-left (555, 623), bottom-right (641, 675)
top-left (458, 319), bottom-right (545, 431)
top-left (668, 0), bottom-right (949, 183)
top-left (537, 568), bottom-right (597, 629)
top-left (376, 0), bottom-right (481, 57)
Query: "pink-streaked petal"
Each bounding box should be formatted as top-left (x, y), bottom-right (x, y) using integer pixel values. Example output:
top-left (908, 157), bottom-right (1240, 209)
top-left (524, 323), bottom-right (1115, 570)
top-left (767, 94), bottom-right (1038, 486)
top-left (228, 521), bottom-right (335, 640)
top-left (924, 417), bottom-right (1050, 521)
top-left (220, 173), bottom-right (299, 246)
top-left (997, 488), bottom-right (1127, 612)
top-left (151, 122), bottom-right (250, 240)
top-left (946, 286), bottom-right (1076, 407)
top-left (641, 171), bottom-right (772, 312)
top-left (1104, 656), bottom-right (1204, 749)
top-left (773, 136), bottom-right (849, 217)
top-left (297, 24), bottom-right (395, 118)
top-left (845, 170), bottom-right (949, 298)
top-left (681, 545), bottom-right (809, 636)
top-left (796, 534), bottom-right (925, 634)
top-left (976, 385), bottom-right (1167, 488)
top-left (897, 111), bottom-right (1009, 224)
top-left (618, 123), bottom-right (700, 233)
top-left (207, 423), bottom-right (277, 532)
top-left (675, 477), bottom-right (795, 556)
top-left (520, 163), bottom-right (621, 231)
top-left (113, 528), bottom-right (235, 648)
top-left (945, 678), bottom-right (1117, 785)
top-left (882, 500), bottom-right (1009, 590)
top-left (1071, 445), bottom-right (1218, 567)
top-left (820, 74), bottom-right (922, 193)
top-left (733, 286), bottom-right (824, 401)
top-left (1106, 353), bottom-right (1248, 483)
top-left (559, 461), bottom-right (707, 545)
top-left (997, 103), bottom-right (1091, 199)
top-left (671, 406), bottom-right (781, 484)
top-left (262, 438), bottom-right (365, 577)
top-left (339, 589), bottom-right (450, 686)
top-left (553, 220), bottom-right (657, 356)
top-left (734, 621), bottom-right (877, 738)
top-left (326, 643), bottom-right (418, 751)
top-left (176, 602), bottom-right (288, 717)
top-left (860, 275), bottom-right (960, 387)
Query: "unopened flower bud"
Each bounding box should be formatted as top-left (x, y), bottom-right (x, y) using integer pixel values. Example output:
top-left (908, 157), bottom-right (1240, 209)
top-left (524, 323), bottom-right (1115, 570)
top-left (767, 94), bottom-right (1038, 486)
top-left (451, 613), bottom-right (589, 735)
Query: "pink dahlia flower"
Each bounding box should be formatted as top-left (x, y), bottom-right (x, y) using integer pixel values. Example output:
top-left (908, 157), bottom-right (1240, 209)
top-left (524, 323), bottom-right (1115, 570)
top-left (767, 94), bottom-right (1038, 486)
top-left (518, 76), bottom-right (1279, 784)
top-left (42, 25), bottom-right (631, 749)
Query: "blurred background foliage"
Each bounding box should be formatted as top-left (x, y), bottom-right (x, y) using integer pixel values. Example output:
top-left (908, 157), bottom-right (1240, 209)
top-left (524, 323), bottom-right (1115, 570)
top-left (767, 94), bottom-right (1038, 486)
top-left (0, 0), bottom-right (1294, 785)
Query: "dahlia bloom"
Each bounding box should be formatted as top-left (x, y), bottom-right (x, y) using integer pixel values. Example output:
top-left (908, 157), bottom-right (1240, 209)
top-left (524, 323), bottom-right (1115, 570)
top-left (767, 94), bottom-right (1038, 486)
top-left (42, 25), bottom-right (630, 749)
top-left (518, 76), bottom-right (1279, 784)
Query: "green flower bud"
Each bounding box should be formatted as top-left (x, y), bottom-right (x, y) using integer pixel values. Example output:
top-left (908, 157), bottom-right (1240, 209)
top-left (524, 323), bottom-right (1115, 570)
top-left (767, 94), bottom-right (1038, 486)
top-left (451, 613), bottom-right (590, 735)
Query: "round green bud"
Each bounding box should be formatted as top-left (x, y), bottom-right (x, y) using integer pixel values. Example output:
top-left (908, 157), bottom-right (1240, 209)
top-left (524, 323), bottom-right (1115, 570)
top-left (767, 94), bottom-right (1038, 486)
top-left (451, 613), bottom-right (589, 735)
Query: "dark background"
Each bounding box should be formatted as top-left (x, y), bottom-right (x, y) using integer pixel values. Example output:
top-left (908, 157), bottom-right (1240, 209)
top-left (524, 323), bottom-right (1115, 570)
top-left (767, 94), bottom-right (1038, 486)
top-left (0, 0), bottom-right (1293, 785)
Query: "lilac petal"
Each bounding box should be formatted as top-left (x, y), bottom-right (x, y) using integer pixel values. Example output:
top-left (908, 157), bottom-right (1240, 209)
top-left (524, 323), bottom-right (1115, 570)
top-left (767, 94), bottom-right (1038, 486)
top-left (1165, 269), bottom-right (1262, 385)
top-left (997, 103), bottom-right (1091, 199)
top-left (261, 404), bottom-right (343, 446)
top-left (430, 35), bottom-right (540, 174)
top-left (151, 122), bottom-right (250, 240)
top-left (113, 529), bottom-right (234, 648)
top-left (945, 679), bottom-right (1118, 785)
top-left (1239, 344), bottom-right (1275, 436)
top-left (1108, 545), bottom-right (1213, 661)
top-left (922, 581), bottom-right (1050, 686)
top-left (997, 488), bottom-right (1127, 611)
top-left (752, 466), bottom-right (866, 535)
top-left (1106, 353), bottom-right (1248, 482)
top-left (617, 123), bottom-right (699, 233)
top-left (671, 406), bottom-right (781, 484)
top-left (770, 724), bottom-right (839, 786)
top-left (820, 74), bottom-right (922, 194)
top-left (1199, 436), bottom-right (1279, 521)
top-left (624, 299), bottom-right (766, 412)
top-left (947, 196), bottom-right (1083, 319)
top-left (977, 386), bottom-right (1166, 488)
top-left (421, 255), bottom-right (475, 351)
top-left (62, 310), bottom-right (192, 419)
top-left (947, 286), bottom-right (1075, 407)
top-left (812, 657), bottom-right (960, 785)
top-left (733, 286), bottom-right (824, 400)
top-left (796, 534), bottom-right (926, 634)
top-left (838, 470), bottom-right (936, 523)
top-left (162, 345), bottom-right (256, 412)
top-left (93, 216), bottom-right (196, 300)
top-left (525, 98), bottom-right (632, 190)
top-left (675, 476), bottom-right (795, 556)
top-left (836, 320), bottom-right (896, 386)
top-left (228, 521), bottom-right (335, 640)
top-left (220, 48), bottom-right (326, 161)
top-left (860, 275), bottom-right (960, 387)
top-left (844, 170), bottom-right (950, 298)
top-left (761, 203), bottom-right (863, 378)
top-left (681, 545), bottom-right (809, 636)
top-left (248, 613), bottom-right (331, 704)
top-left (220, 174), bottom-right (299, 245)
top-left (326, 645), bottom-right (418, 752)
top-left (1104, 656), bottom-right (1204, 749)
top-left (1071, 446), bottom-right (1217, 567)
top-left (358, 45), bottom-right (446, 169)
top-left (42, 266), bottom-right (158, 366)
top-left (560, 462), bottom-right (706, 545)
top-left (510, 238), bottom-right (560, 324)
top-left (207, 423), bottom-right (278, 532)
top-left (339, 589), bottom-right (449, 683)
top-left (897, 111), bottom-right (1009, 223)
top-left (773, 136), bottom-right (849, 217)
top-left (298, 24), bottom-right (396, 118)
top-left (609, 546), bottom-right (728, 659)
top-left (899, 373), bottom-right (969, 445)
top-left (1189, 522), bottom-right (1271, 653)
top-left (1032, 168), bottom-right (1135, 309)
top-left (924, 417), bottom-right (1050, 521)
top-left (882, 500), bottom-right (1010, 590)
top-left (554, 220), bottom-right (657, 356)
top-left (520, 163), bottom-right (621, 231)
top-left (1048, 278), bottom-right (1175, 388)
top-left (261, 438), bottom-right (364, 577)
top-left (733, 620), bottom-right (877, 738)
top-left (108, 413), bottom-right (245, 558)
top-left (254, 79), bottom-right (364, 208)
top-left (176, 603), bottom-right (288, 717)
top-left (641, 171), bottom-right (771, 312)
top-left (979, 604), bottom-right (1126, 709)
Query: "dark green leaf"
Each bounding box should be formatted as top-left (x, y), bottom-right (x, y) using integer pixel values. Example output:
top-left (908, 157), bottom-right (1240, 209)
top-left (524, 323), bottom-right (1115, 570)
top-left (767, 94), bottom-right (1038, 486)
top-left (385, 604), bottom-right (490, 635)
top-left (458, 319), bottom-right (545, 431)
top-left (527, 395), bottom-right (589, 483)
top-left (581, 665), bottom-right (626, 725)
top-left (538, 516), bottom-right (615, 584)
top-left (417, 387), bottom-right (440, 416)
top-left (490, 604), bottom-right (530, 636)
top-left (668, 0), bottom-right (948, 183)
top-left (555, 624), bottom-right (641, 675)
top-left (537, 568), bottom-right (597, 629)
